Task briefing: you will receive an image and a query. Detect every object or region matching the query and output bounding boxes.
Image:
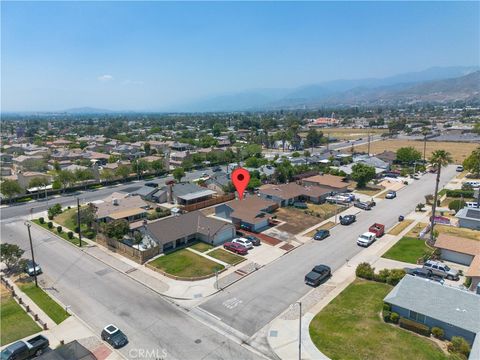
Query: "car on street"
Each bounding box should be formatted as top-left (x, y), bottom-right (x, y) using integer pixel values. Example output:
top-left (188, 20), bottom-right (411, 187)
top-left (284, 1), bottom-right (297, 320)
top-left (339, 214), bottom-right (356, 225)
top-left (405, 268), bottom-right (444, 284)
top-left (465, 181), bottom-right (480, 188)
top-left (101, 324), bottom-right (128, 349)
top-left (385, 190), bottom-right (397, 199)
top-left (368, 223), bottom-right (385, 237)
top-left (232, 237), bottom-right (254, 249)
top-left (305, 265), bottom-right (331, 287)
top-left (423, 260), bottom-right (459, 280)
top-left (223, 242), bottom-right (248, 255)
top-left (354, 201), bottom-right (373, 210)
top-left (24, 260), bottom-right (42, 276)
top-left (313, 229), bottom-right (330, 240)
top-left (144, 182), bottom-right (158, 188)
top-left (212, 166), bottom-right (222, 172)
top-left (456, 165), bottom-right (464, 172)
top-left (411, 173), bottom-right (421, 180)
top-left (357, 232), bottom-right (376, 247)
top-left (243, 235), bottom-right (261, 246)
top-left (1, 335), bottom-right (49, 360)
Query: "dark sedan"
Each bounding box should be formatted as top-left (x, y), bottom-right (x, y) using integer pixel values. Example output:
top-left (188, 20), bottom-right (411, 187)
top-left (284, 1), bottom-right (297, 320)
top-left (244, 235), bottom-right (261, 246)
top-left (305, 265), bottom-right (331, 287)
top-left (339, 215), bottom-right (356, 225)
top-left (223, 242), bottom-right (248, 255)
top-left (313, 229), bottom-right (330, 240)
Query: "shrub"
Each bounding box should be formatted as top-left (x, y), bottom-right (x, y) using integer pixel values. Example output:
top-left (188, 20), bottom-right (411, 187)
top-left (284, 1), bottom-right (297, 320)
top-left (382, 303), bottom-right (391, 311)
top-left (67, 206), bottom-right (71, 210)
top-left (48, 215), bottom-right (54, 220)
top-left (67, 231), bottom-right (74, 239)
top-left (431, 327), bottom-right (444, 339)
top-left (399, 317), bottom-right (430, 336)
top-left (464, 276), bottom-right (472, 288)
top-left (39, 217), bottom-right (45, 224)
top-left (83, 229), bottom-right (96, 239)
top-left (446, 189), bottom-right (474, 198)
top-left (449, 199), bottom-right (466, 212)
top-left (155, 207), bottom-right (162, 213)
top-left (47, 203), bottom-right (63, 218)
top-left (47, 222), bottom-right (53, 229)
top-left (56, 226), bottom-right (62, 233)
top-left (74, 226), bottom-right (80, 234)
top-left (375, 269), bottom-right (390, 283)
top-left (356, 262), bottom-right (375, 280)
top-left (382, 310), bottom-right (391, 323)
top-left (448, 337), bottom-right (471, 358)
top-left (390, 312), bottom-right (399, 324)
top-left (386, 269), bottom-right (406, 285)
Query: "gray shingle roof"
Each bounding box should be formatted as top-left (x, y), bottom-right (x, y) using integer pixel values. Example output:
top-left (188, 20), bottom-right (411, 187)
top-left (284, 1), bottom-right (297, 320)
top-left (457, 207), bottom-right (480, 221)
top-left (384, 275), bottom-right (480, 334)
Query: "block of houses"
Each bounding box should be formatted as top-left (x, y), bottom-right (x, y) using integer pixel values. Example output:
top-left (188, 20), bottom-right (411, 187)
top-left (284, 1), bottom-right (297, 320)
top-left (434, 234), bottom-right (480, 291)
top-left (215, 196), bottom-right (278, 232)
top-left (144, 210), bottom-right (235, 253)
top-left (258, 183), bottom-right (332, 206)
top-left (92, 192), bottom-right (150, 223)
top-left (301, 174), bottom-right (350, 193)
top-left (12, 155), bottom-right (44, 171)
top-left (156, 183), bottom-right (216, 206)
top-left (384, 275), bottom-right (480, 351)
top-left (456, 207), bottom-right (480, 230)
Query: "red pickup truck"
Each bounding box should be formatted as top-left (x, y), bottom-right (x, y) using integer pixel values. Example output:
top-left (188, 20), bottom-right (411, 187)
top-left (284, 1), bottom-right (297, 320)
top-left (369, 223), bottom-right (385, 237)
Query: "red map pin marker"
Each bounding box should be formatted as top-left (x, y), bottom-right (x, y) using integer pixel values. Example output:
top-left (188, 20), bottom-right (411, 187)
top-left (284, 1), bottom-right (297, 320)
top-left (232, 167), bottom-right (250, 200)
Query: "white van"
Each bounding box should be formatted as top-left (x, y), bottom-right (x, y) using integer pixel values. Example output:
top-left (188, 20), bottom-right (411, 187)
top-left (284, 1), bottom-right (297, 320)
top-left (466, 202), bottom-right (479, 209)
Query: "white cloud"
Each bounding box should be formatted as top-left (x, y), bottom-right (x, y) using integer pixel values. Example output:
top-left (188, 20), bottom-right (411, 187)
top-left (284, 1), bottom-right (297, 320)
top-left (98, 74), bottom-right (114, 82)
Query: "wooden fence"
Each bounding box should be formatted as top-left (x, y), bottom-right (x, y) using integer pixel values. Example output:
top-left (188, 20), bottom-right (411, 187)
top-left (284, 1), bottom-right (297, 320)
top-left (96, 235), bottom-right (160, 264)
top-left (181, 193), bottom-right (235, 212)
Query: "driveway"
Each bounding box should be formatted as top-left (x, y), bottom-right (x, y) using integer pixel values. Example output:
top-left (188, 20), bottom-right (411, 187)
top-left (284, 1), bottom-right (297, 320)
top-left (198, 165), bottom-right (457, 338)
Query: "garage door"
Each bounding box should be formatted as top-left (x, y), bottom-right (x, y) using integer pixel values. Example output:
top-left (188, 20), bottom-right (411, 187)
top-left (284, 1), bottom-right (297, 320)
top-left (441, 249), bottom-right (474, 266)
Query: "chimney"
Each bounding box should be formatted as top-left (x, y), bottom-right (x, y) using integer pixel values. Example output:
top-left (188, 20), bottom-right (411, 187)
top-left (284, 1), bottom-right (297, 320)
top-left (112, 198), bottom-right (119, 206)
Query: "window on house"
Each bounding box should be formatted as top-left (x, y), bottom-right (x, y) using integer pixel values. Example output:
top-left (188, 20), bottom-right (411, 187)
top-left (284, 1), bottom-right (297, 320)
top-left (409, 310), bottom-right (426, 323)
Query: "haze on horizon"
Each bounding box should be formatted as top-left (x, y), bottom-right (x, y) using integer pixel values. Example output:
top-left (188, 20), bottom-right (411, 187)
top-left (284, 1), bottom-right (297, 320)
top-left (1, 1), bottom-right (479, 112)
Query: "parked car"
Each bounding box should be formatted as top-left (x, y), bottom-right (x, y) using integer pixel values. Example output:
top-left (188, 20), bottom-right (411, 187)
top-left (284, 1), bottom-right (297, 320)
top-left (144, 182), bottom-right (158, 188)
top-left (423, 260), bottom-right (459, 280)
top-left (456, 165), bottom-right (464, 172)
top-left (368, 223), bottom-right (385, 237)
top-left (223, 242), bottom-right (248, 255)
top-left (385, 191), bottom-right (397, 199)
top-left (293, 201), bottom-right (308, 209)
top-left (313, 229), bottom-right (330, 240)
top-left (357, 232), bottom-right (376, 247)
top-left (24, 260), bottom-right (42, 276)
top-left (339, 215), bottom-right (356, 225)
top-left (212, 166), bottom-right (222, 172)
top-left (354, 201), bottom-right (373, 210)
top-left (232, 237), bottom-right (253, 249)
top-left (244, 235), bottom-right (261, 246)
top-left (464, 181), bottom-right (480, 188)
top-left (304, 265), bottom-right (331, 287)
top-left (101, 324), bottom-right (128, 349)
top-left (411, 173), bottom-right (421, 180)
top-left (0, 335), bottom-right (49, 360)
top-left (405, 268), bottom-right (444, 284)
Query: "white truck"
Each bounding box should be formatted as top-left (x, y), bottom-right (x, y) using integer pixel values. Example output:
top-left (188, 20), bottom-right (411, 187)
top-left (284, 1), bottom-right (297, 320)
top-left (357, 232), bottom-right (377, 247)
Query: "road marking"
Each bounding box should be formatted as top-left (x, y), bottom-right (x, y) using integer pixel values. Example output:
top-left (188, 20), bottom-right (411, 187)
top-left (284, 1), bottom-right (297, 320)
top-left (223, 297), bottom-right (242, 309)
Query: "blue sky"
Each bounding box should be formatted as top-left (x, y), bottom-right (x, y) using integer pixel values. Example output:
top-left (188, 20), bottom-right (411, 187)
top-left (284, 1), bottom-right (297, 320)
top-left (1, 1), bottom-right (479, 111)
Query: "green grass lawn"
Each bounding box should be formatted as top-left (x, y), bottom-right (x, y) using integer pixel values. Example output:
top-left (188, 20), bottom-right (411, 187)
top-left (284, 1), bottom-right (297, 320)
top-left (207, 249), bottom-right (245, 265)
top-left (19, 283), bottom-right (70, 325)
top-left (32, 219), bottom-right (83, 246)
top-left (1, 286), bottom-right (41, 346)
top-left (54, 208), bottom-right (90, 233)
top-left (309, 279), bottom-right (450, 360)
top-left (148, 249), bottom-right (224, 278)
top-left (189, 241), bottom-right (214, 253)
top-left (382, 237), bottom-right (433, 264)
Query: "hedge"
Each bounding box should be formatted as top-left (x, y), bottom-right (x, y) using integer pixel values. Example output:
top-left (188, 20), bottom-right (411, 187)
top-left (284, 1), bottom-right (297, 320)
top-left (399, 317), bottom-right (430, 336)
top-left (357, 264), bottom-right (405, 285)
top-left (432, 327), bottom-right (444, 339)
top-left (446, 189), bottom-right (474, 198)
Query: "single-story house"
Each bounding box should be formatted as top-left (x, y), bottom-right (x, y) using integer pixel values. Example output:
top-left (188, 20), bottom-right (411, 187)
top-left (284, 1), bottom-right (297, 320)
top-left (156, 183), bottom-right (216, 206)
top-left (456, 207), bottom-right (480, 230)
top-left (215, 196), bottom-right (278, 232)
top-left (131, 186), bottom-right (160, 201)
top-left (258, 182), bottom-right (331, 206)
top-left (384, 275), bottom-right (480, 349)
top-left (17, 171), bottom-right (52, 189)
top-left (92, 192), bottom-right (150, 223)
top-left (376, 150), bottom-right (397, 165)
top-left (144, 210), bottom-right (235, 252)
top-left (434, 234), bottom-right (480, 291)
top-left (204, 173), bottom-right (230, 194)
top-left (353, 155), bottom-right (390, 170)
top-left (301, 174), bottom-right (350, 193)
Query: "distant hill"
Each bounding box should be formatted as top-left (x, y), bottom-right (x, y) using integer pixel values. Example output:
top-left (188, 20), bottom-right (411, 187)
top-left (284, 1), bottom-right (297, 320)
top-left (63, 107), bottom-right (114, 114)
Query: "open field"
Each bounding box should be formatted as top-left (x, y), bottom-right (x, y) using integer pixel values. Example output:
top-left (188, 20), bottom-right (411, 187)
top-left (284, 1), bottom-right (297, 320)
top-left (388, 219), bottom-right (414, 235)
top-left (436, 224), bottom-right (480, 241)
top-left (207, 249), bottom-right (245, 265)
top-left (148, 249), bottom-right (224, 278)
top-left (301, 128), bottom-right (387, 140)
top-left (309, 279), bottom-right (449, 360)
top-left (382, 237), bottom-right (433, 264)
top-left (19, 282), bottom-right (70, 324)
top-left (348, 139), bottom-right (477, 163)
top-left (1, 284), bottom-right (41, 346)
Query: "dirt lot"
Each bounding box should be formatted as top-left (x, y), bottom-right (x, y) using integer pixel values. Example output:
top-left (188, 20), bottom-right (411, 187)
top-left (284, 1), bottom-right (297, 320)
top-left (348, 139), bottom-right (477, 163)
top-left (300, 128), bottom-right (387, 140)
top-left (276, 207), bottom-right (322, 234)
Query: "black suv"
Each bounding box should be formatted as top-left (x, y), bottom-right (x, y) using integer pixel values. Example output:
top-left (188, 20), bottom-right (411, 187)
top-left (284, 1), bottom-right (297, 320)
top-left (101, 324), bottom-right (128, 349)
top-left (339, 215), bottom-right (356, 225)
top-left (305, 265), bottom-right (331, 287)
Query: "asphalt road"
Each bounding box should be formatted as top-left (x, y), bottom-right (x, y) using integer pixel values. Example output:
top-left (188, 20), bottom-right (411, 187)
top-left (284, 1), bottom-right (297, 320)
top-left (1, 220), bottom-right (262, 360)
top-left (199, 165), bottom-right (457, 337)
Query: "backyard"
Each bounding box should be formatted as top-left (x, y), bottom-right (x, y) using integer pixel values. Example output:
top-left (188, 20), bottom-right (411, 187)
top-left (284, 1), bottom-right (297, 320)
top-left (309, 279), bottom-right (450, 360)
top-left (19, 282), bottom-right (70, 325)
top-left (207, 249), bottom-right (245, 265)
top-left (1, 284), bottom-right (41, 346)
top-left (148, 249), bottom-right (224, 279)
top-left (382, 237), bottom-right (433, 264)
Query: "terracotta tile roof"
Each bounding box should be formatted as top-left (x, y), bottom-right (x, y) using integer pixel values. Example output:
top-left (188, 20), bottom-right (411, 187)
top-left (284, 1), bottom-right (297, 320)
top-left (435, 234), bottom-right (480, 256)
top-left (223, 196), bottom-right (277, 225)
top-left (302, 174), bottom-right (349, 189)
top-left (259, 182), bottom-right (330, 200)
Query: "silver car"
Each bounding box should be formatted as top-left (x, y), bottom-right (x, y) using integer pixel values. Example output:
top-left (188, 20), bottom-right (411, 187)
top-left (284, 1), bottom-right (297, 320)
top-left (232, 237), bottom-right (254, 249)
top-left (423, 260), bottom-right (459, 280)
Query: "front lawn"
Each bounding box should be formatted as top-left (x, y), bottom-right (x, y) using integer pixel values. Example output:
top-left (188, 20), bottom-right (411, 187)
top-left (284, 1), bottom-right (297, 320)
top-left (19, 283), bottom-right (70, 324)
top-left (207, 249), bottom-right (245, 265)
top-left (309, 279), bottom-right (449, 360)
top-left (382, 237), bottom-right (433, 264)
top-left (189, 241), bottom-right (214, 253)
top-left (406, 222), bottom-right (429, 238)
top-left (32, 219), bottom-right (83, 246)
top-left (148, 249), bottom-right (224, 279)
top-left (1, 285), bottom-right (41, 346)
top-left (387, 220), bottom-right (414, 236)
top-left (355, 186), bottom-right (384, 197)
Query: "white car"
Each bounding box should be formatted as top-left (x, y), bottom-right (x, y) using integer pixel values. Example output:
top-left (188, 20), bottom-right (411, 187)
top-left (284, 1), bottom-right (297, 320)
top-left (465, 181), bottom-right (480, 188)
top-left (357, 232), bottom-right (377, 247)
top-left (232, 237), bottom-right (253, 249)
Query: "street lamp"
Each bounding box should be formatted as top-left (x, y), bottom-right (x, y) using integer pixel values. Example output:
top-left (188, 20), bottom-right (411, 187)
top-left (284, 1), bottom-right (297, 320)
top-left (290, 301), bottom-right (302, 360)
top-left (24, 222), bottom-right (38, 287)
top-left (77, 198), bottom-right (83, 247)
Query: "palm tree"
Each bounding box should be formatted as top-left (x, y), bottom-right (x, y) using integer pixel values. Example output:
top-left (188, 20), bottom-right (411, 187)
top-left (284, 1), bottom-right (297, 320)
top-left (429, 150), bottom-right (453, 241)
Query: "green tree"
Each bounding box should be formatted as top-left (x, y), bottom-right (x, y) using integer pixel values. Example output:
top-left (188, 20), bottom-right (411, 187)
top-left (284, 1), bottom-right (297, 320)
top-left (274, 159), bottom-right (294, 183)
top-left (0, 243), bottom-right (25, 271)
top-left (78, 140), bottom-right (88, 149)
top-left (100, 169), bottom-right (115, 182)
top-left (132, 160), bottom-right (149, 179)
top-left (22, 159), bottom-right (48, 172)
top-left (115, 165), bottom-right (131, 181)
top-left (0, 179), bottom-right (23, 202)
top-left (305, 128), bottom-right (323, 149)
top-left (102, 219), bottom-right (130, 240)
top-left (396, 146), bottom-right (422, 164)
top-left (55, 170), bottom-right (75, 192)
top-left (150, 160), bottom-right (164, 175)
top-left (73, 205), bottom-right (97, 228)
top-left (172, 167), bottom-right (185, 183)
top-left (429, 150), bottom-right (453, 241)
top-left (463, 147), bottom-right (480, 177)
top-left (144, 142), bottom-right (151, 155)
top-left (74, 168), bottom-right (94, 189)
top-left (351, 163), bottom-right (376, 188)
top-left (473, 122), bottom-right (480, 135)
top-left (28, 177), bottom-right (49, 199)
